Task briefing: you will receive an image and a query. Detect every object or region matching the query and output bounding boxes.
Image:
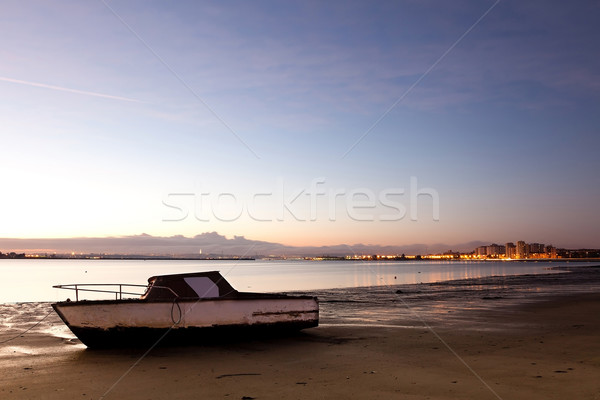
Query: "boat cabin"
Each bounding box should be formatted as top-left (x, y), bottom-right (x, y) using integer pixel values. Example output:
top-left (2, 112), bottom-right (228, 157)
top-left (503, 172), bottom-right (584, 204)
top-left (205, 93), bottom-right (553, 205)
top-left (141, 271), bottom-right (238, 301)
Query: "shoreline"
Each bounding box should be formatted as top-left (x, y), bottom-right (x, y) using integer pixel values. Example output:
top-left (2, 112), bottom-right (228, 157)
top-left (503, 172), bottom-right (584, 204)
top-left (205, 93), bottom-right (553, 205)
top-left (1, 267), bottom-right (599, 399)
top-left (5, 255), bottom-right (600, 261)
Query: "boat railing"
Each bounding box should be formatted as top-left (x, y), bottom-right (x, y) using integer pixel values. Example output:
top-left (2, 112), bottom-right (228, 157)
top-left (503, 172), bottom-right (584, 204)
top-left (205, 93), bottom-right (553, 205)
top-left (53, 284), bottom-right (182, 301)
top-left (53, 283), bottom-right (149, 301)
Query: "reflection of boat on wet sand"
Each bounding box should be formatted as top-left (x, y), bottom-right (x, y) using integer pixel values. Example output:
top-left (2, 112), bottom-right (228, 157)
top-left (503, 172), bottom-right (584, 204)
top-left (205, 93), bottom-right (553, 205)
top-left (52, 271), bottom-right (319, 348)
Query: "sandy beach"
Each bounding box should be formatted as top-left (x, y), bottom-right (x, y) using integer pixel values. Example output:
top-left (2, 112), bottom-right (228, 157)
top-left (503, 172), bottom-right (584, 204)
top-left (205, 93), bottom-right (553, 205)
top-left (1, 266), bottom-right (599, 399)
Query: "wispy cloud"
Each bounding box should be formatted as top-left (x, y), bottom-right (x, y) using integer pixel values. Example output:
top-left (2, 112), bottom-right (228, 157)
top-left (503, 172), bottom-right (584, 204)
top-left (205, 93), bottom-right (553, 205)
top-left (0, 76), bottom-right (142, 103)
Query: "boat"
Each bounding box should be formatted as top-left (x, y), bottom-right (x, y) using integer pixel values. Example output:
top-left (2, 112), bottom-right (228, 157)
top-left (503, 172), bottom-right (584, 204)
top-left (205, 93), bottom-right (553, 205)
top-left (52, 271), bottom-right (319, 348)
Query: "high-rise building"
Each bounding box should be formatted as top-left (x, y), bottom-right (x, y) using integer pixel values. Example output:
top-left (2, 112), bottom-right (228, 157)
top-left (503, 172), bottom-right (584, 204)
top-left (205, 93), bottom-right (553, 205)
top-left (487, 244), bottom-right (502, 257)
top-left (516, 241), bottom-right (528, 259)
top-left (505, 242), bottom-right (516, 259)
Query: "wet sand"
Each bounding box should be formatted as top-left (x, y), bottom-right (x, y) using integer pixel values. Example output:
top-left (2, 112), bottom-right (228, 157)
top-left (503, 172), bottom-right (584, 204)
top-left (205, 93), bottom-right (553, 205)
top-left (1, 266), bottom-right (599, 399)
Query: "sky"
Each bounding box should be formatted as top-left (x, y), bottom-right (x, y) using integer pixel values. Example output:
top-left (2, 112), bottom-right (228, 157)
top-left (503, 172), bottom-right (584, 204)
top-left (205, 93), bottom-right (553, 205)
top-left (1, 0), bottom-right (599, 250)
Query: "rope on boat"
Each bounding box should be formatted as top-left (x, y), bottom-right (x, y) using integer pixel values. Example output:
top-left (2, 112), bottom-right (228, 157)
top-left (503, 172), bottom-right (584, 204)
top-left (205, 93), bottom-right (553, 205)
top-left (0, 307), bottom-right (55, 344)
top-left (170, 298), bottom-right (182, 325)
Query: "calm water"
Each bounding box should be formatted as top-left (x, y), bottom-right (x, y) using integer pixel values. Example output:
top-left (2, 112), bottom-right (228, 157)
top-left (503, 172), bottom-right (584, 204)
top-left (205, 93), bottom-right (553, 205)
top-left (1, 259), bottom-right (590, 303)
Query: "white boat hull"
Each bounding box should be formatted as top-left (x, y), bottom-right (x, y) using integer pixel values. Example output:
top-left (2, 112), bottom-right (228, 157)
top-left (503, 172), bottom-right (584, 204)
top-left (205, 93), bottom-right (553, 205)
top-left (53, 297), bottom-right (319, 347)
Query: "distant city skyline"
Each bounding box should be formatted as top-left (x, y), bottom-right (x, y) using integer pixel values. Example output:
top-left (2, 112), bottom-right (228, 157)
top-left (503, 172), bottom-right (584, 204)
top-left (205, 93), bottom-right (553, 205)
top-left (1, 232), bottom-right (598, 259)
top-left (1, 1), bottom-right (599, 248)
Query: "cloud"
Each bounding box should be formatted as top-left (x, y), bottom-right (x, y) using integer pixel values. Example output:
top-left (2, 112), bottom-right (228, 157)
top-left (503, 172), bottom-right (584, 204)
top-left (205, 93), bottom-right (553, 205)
top-left (0, 76), bottom-right (143, 103)
top-left (0, 232), bottom-right (485, 257)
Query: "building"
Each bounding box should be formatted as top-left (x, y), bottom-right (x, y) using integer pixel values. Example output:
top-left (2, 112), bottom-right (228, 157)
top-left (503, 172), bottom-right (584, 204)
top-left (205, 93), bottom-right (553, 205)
top-left (486, 244), bottom-right (503, 257)
top-left (516, 241), bottom-right (528, 259)
top-left (476, 246), bottom-right (488, 257)
top-left (529, 243), bottom-right (545, 254)
top-left (545, 245), bottom-right (557, 259)
top-left (505, 242), bottom-right (516, 259)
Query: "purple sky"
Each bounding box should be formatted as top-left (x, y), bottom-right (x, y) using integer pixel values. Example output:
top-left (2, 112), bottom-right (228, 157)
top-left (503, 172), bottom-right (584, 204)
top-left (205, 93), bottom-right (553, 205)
top-left (1, 1), bottom-right (599, 249)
